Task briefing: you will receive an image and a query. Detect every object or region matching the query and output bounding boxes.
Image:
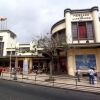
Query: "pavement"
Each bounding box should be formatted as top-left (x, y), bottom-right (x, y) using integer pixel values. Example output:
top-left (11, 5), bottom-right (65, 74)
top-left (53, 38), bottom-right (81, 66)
top-left (1, 72), bottom-right (100, 94)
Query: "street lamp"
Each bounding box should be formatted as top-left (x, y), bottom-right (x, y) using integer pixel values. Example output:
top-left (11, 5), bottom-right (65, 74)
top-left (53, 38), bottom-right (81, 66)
top-left (9, 44), bottom-right (12, 78)
top-left (13, 49), bottom-right (17, 80)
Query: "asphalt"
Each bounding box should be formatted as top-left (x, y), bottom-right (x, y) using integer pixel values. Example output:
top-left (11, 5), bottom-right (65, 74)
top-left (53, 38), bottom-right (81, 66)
top-left (1, 72), bottom-right (100, 94)
top-left (0, 79), bottom-right (100, 100)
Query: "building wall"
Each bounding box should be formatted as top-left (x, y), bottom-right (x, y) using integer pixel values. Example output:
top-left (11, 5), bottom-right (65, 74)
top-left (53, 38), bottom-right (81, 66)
top-left (0, 31), bottom-right (16, 56)
top-left (52, 23), bottom-right (66, 34)
top-left (16, 42), bottom-right (43, 56)
top-left (67, 48), bottom-right (100, 76)
top-left (52, 7), bottom-right (100, 44)
top-left (51, 7), bottom-right (100, 75)
top-left (65, 7), bottom-right (100, 43)
top-left (0, 31), bottom-right (9, 56)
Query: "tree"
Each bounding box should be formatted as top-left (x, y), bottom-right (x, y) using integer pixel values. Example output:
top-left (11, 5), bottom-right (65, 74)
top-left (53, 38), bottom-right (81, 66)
top-left (35, 33), bottom-right (58, 79)
top-left (33, 33), bottom-right (71, 79)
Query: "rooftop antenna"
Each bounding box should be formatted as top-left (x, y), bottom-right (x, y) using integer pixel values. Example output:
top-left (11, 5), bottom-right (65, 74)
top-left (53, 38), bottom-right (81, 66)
top-left (0, 16), bottom-right (7, 30)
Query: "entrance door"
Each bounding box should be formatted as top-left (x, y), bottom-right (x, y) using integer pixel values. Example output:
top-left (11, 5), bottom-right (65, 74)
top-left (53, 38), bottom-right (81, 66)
top-left (59, 57), bottom-right (67, 73)
top-left (18, 60), bottom-right (23, 72)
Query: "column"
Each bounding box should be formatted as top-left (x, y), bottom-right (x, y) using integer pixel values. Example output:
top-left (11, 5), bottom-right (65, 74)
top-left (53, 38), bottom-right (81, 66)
top-left (67, 55), bottom-right (74, 76)
top-left (65, 9), bottom-right (72, 44)
top-left (43, 62), bottom-right (46, 69)
top-left (57, 60), bottom-right (60, 73)
top-left (96, 49), bottom-right (100, 72)
top-left (23, 58), bottom-right (28, 74)
top-left (29, 58), bottom-right (32, 73)
top-left (92, 7), bottom-right (100, 42)
top-left (15, 58), bottom-right (18, 69)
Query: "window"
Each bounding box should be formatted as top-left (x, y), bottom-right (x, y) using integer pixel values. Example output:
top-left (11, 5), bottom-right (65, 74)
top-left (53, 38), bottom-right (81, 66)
top-left (58, 30), bottom-right (66, 43)
top-left (86, 22), bottom-right (94, 39)
top-left (7, 51), bottom-right (10, 55)
top-left (72, 21), bottom-right (94, 40)
top-left (19, 47), bottom-right (30, 53)
top-left (79, 22), bottom-right (87, 39)
top-left (72, 23), bottom-right (78, 39)
top-left (0, 36), bottom-right (3, 41)
top-left (0, 42), bottom-right (4, 56)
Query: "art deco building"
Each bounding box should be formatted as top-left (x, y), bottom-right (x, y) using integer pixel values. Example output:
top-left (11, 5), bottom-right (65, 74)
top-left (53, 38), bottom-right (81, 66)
top-left (51, 6), bottom-right (100, 76)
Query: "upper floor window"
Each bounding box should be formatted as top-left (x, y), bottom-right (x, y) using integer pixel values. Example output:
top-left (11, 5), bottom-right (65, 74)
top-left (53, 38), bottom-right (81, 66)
top-left (0, 42), bottom-right (4, 56)
top-left (0, 36), bottom-right (3, 41)
top-left (72, 21), bottom-right (94, 40)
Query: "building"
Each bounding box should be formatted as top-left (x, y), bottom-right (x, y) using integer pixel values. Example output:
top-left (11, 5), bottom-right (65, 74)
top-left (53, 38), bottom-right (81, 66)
top-left (0, 19), bottom-right (49, 73)
top-left (15, 42), bottom-right (49, 73)
top-left (0, 35), bottom-right (49, 73)
top-left (51, 6), bottom-right (100, 76)
top-left (0, 30), bottom-right (16, 68)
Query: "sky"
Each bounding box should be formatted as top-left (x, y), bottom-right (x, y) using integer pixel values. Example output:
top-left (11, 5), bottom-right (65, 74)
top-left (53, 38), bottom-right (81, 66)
top-left (0, 0), bottom-right (100, 43)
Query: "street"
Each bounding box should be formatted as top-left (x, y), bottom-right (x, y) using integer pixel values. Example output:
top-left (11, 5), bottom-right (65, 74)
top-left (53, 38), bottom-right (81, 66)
top-left (0, 79), bottom-right (100, 100)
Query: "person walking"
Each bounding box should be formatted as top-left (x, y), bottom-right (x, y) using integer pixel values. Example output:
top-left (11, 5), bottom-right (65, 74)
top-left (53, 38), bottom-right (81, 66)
top-left (76, 69), bottom-right (81, 82)
top-left (0, 67), bottom-right (3, 76)
top-left (88, 68), bottom-right (95, 84)
top-left (94, 69), bottom-right (97, 84)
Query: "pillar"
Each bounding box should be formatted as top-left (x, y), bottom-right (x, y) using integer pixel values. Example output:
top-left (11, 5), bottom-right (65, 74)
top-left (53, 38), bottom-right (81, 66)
top-left (43, 62), bottom-right (46, 69)
top-left (43, 61), bottom-right (47, 72)
top-left (57, 61), bottom-right (60, 73)
top-left (92, 7), bottom-right (100, 42)
top-left (23, 58), bottom-right (28, 74)
top-left (65, 9), bottom-right (72, 44)
top-left (67, 55), bottom-right (74, 76)
top-left (29, 58), bottom-right (32, 73)
top-left (15, 57), bottom-right (18, 69)
top-left (96, 48), bottom-right (100, 72)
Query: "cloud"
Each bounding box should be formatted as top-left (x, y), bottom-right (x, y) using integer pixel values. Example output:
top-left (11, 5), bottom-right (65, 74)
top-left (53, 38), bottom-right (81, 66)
top-left (0, 0), bottom-right (100, 43)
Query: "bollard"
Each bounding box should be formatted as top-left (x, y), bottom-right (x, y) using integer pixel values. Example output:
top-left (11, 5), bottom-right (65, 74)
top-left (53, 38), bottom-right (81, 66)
top-left (35, 74), bottom-right (37, 84)
top-left (52, 77), bottom-right (54, 86)
top-left (13, 71), bottom-right (17, 80)
top-left (75, 78), bottom-right (78, 88)
top-left (22, 73), bottom-right (23, 79)
top-left (1, 72), bottom-right (3, 77)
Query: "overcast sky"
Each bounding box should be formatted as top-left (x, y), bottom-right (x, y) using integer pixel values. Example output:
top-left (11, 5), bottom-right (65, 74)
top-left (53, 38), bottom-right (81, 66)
top-left (0, 0), bottom-right (100, 43)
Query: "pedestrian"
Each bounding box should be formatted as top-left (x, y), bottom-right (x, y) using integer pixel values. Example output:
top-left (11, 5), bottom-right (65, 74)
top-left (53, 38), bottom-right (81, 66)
top-left (94, 69), bottom-right (97, 84)
top-left (0, 67), bottom-right (3, 76)
top-left (76, 69), bottom-right (81, 82)
top-left (88, 68), bottom-right (95, 84)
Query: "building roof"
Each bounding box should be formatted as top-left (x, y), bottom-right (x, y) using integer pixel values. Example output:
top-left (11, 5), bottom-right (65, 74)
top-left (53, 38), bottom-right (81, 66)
top-left (51, 19), bottom-right (65, 33)
top-left (64, 6), bottom-right (99, 16)
top-left (0, 30), bottom-right (16, 37)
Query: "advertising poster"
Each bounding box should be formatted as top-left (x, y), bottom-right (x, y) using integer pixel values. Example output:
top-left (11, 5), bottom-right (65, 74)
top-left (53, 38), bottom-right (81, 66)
top-left (75, 54), bottom-right (96, 70)
top-left (23, 58), bottom-right (28, 75)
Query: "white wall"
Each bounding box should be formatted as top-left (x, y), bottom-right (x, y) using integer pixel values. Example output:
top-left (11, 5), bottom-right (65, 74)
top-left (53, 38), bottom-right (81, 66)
top-left (0, 31), bottom-right (16, 56)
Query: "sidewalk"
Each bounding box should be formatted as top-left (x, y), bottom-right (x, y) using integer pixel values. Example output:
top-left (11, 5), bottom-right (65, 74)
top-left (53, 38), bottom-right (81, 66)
top-left (1, 72), bottom-right (100, 94)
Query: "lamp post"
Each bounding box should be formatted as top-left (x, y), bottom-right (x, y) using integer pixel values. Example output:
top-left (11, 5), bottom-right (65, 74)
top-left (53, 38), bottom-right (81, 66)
top-left (9, 45), bottom-right (12, 78)
top-left (15, 47), bottom-right (17, 69)
top-left (13, 50), bottom-right (17, 80)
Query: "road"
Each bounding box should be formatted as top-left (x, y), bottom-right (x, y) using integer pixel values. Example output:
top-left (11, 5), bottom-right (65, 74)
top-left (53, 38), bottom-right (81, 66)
top-left (0, 79), bottom-right (100, 100)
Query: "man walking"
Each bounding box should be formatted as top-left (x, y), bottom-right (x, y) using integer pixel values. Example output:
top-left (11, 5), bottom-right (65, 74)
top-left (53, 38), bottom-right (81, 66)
top-left (76, 69), bottom-right (81, 82)
top-left (88, 68), bottom-right (95, 84)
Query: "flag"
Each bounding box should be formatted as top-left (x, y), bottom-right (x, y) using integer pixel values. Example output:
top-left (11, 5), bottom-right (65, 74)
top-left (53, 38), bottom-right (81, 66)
top-left (0, 16), bottom-right (7, 21)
